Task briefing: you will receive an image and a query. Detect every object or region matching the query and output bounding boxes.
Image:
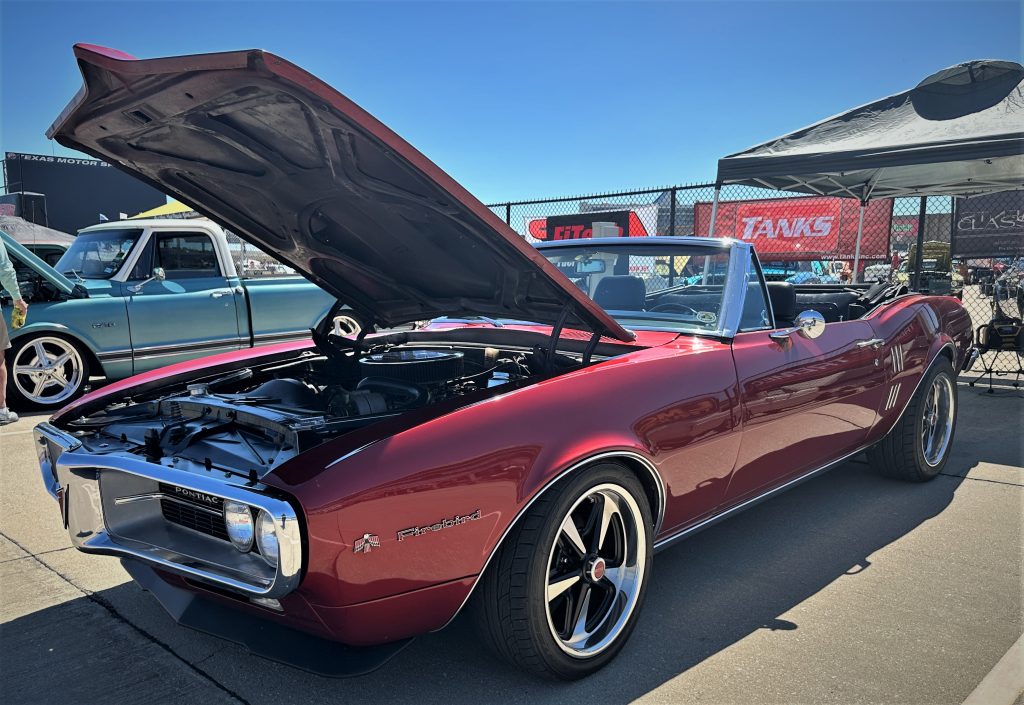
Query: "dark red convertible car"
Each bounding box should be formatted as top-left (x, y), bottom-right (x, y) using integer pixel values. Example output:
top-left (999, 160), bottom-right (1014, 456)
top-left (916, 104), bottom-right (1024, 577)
top-left (36, 45), bottom-right (973, 680)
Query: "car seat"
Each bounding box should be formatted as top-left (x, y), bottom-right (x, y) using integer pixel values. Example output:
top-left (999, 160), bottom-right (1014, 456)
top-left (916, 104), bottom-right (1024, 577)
top-left (593, 275), bottom-right (646, 311)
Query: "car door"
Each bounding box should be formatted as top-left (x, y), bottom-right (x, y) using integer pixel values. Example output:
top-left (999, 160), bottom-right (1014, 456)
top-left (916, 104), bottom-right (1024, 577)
top-left (725, 267), bottom-right (887, 505)
top-left (125, 230), bottom-right (243, 373)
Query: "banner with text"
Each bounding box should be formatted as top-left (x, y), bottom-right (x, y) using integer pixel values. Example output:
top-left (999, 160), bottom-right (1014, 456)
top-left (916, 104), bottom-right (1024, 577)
top-left (693, 196), bottom-right (892, 260)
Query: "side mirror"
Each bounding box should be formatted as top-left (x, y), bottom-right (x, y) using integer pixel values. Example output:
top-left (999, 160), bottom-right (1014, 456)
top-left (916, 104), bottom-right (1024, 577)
top-left (794, 310), bottom-right (825, 339)
top-left (769, 310), bottom-right (826, 343)
top-left (129, 267), bottom-right (167, 294)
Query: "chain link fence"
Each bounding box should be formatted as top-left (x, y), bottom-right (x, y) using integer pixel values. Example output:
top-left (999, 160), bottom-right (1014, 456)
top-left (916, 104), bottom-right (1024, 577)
top-left (489, 184), bottom-right (1023, 378)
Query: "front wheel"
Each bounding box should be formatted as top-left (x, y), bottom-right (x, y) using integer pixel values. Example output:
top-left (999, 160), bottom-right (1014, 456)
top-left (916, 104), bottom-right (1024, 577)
top-left (868, 358), bottom-right (957, 481)
top-left (6, 335), bottom-right (90, 410)
top-left (473, 464), bottom-right (652, 680)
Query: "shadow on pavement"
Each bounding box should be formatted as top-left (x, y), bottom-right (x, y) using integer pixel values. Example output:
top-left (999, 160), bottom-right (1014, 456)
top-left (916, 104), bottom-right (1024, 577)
top-left (3, 458), bottom-right (968, 705)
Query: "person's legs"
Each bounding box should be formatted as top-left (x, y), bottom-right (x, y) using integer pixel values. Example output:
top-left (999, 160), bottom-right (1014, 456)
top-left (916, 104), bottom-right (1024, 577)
top-left (0, 316), bottom-right (16, 424)
top-left (0, 352), bottom-right (7, 409)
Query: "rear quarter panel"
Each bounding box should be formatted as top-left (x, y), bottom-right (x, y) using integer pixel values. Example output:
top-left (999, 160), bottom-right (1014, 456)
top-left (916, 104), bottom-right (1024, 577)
top-left (862, 294), bottom-right (971, 444)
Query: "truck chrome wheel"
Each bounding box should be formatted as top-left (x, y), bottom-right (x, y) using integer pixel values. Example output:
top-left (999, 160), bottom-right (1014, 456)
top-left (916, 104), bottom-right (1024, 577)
top-left (921, 373), bottom-right (955, 467)
top-left (544, 483), bottom-right (647, 658)
top-left (11, 337), bottom-right (85, 406)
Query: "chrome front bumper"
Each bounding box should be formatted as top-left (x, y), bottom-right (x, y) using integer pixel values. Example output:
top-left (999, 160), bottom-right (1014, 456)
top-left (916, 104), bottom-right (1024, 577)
top-left (34, 422), bottom-right (303, 599)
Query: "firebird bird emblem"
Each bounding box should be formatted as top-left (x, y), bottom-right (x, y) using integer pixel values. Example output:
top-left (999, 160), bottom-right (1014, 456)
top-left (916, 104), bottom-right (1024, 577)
top-left (396, 509), bottom-right (482, 542)
top-left (353, 533), bottom-right (380, 554)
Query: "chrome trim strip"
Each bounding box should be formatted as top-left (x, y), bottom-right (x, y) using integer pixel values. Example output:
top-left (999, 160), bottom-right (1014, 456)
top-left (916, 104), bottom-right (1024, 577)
top-left (437, 449), bottom-right (666, 631)
top-left (652, 443), bottom-right (870, 552)
top-left (132, 345), bottom-right (240, 362)
top-left (132, 337), bottom-right (243, 355)
top-left (114, 492), bottom-right (223, 517)
top-left (252, 330), bottom-right (310, 342)
top-left (33, 422), bottom-right (302, 599)
top-left (96, 348), bottom-right (134, 362)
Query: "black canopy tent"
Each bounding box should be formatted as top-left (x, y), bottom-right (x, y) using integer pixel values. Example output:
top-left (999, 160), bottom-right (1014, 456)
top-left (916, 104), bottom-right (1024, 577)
top-left (710, 59), bottom-right (1024, 281)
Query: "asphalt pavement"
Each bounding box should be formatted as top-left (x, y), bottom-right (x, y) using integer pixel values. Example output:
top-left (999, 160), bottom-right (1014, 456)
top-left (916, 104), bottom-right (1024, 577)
top-left (1, 383), bottom-right (1021, 705)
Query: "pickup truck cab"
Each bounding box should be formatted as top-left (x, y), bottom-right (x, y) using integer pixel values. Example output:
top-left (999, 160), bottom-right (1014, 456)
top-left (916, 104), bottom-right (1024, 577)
top-left (2, 218), bottom-right (334, 409)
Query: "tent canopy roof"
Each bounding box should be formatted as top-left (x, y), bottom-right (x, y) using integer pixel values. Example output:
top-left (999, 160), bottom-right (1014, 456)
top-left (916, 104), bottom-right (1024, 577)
top-left (716, 59), bottom-right (1024, 200)
top-left (130, 199), bottom-right (196, 219)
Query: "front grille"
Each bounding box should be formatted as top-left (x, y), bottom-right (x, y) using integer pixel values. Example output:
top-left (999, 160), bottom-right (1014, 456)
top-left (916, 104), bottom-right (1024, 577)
top-left (159, 485), bottom-right (229, 542)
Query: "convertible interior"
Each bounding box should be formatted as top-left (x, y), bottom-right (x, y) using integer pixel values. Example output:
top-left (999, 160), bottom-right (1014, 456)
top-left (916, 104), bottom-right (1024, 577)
top-left (592, 274), bottom-right (910, 328)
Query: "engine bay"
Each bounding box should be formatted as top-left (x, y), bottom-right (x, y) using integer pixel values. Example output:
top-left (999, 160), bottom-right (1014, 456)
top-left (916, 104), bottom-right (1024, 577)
top-left (61, 341), bottom-right (571, 479)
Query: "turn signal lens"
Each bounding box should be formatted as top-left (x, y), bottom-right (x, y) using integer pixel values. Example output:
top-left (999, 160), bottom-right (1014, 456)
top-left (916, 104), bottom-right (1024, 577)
top-left (224, 501), bottom-right (254, 552)
top-left (256, 509), bottom-right (279, 568)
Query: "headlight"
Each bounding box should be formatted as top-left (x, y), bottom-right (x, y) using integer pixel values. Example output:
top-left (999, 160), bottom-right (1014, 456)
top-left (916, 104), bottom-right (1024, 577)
top-left (223, 501), bottom-right (254, 552)
top-left (256, 510), bottom-right (279, 568)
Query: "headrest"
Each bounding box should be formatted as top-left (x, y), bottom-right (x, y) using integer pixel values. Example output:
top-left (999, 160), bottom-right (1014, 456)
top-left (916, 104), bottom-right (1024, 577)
top-left (593, 275), bottom-right (647, 311)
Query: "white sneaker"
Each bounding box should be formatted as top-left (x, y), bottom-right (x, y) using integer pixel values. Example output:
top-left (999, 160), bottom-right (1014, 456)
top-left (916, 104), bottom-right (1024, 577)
top-left (0, 408), bottom-right (18, 426)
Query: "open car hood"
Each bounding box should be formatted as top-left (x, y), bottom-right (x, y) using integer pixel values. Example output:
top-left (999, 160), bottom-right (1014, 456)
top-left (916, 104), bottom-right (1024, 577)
top-left (48, 45), bottom-right (633, 341)
top-left (0, 230), bottom-right (82, 298)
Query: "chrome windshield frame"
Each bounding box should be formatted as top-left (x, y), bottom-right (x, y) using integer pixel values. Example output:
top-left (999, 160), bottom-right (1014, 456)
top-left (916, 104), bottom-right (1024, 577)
top-left (535, 236), bottom-right (757, 339)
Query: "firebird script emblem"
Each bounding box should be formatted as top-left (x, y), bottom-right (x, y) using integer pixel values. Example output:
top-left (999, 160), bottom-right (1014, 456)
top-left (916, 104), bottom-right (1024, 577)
top-left (354, 533), bottom-right (380, 554)
top-left (397, 510), bottom-right (482, 542)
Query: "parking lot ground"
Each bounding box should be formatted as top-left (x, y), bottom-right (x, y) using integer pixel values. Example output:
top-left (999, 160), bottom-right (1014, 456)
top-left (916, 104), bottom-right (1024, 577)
top-left (2, 383), bottom-right (1021, 705)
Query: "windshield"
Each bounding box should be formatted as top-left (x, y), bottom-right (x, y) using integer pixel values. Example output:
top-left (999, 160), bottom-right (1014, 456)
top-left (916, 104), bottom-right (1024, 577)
top-left (540, 243), bottom-right (732, 334)
top-left (55, 228), bottom-right (144, 279)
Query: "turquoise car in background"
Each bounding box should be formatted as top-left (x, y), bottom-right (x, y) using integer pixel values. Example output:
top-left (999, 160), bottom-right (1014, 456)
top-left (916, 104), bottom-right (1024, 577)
top-left (1, 219), bottom-right (335, 409)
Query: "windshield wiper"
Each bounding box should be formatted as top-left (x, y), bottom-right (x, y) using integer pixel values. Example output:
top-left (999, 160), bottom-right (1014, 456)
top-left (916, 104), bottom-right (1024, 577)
top-left (62, 269), bottom-right (85, 281)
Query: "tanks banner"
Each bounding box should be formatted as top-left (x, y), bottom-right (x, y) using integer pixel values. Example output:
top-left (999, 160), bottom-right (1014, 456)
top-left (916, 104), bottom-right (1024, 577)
top-left (952, 191), bottom-right (1024, 258)
top-left (693, 196), bottom-right (892, 260)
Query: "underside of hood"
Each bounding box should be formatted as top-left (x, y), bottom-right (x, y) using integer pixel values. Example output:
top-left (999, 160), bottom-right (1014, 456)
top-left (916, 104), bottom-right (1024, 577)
top-left (47, 44), bottom-right (633, 341)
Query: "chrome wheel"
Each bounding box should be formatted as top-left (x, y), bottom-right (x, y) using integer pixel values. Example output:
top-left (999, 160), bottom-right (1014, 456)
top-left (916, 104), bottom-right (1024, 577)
top-left (12, 337), bottom-right (85, 406)
top-left (920, 373), bottom-right (955, 467)
top-left (544, 483), bottom-right (647, 658)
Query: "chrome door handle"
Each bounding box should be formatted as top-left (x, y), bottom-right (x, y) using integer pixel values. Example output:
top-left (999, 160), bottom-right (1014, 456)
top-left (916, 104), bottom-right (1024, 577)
top-left (856, 338), bottom-right (885, 349)
top-left (210, 290), bottom-right (232, 298)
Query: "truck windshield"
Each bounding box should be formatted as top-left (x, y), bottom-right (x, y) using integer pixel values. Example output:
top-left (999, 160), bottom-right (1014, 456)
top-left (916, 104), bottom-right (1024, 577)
top-left (56, 228), bottom-right (144, 279)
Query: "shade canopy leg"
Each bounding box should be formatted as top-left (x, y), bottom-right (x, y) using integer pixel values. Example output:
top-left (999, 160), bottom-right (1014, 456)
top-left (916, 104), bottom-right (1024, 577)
top-left (707, 186), bottom-right (721, 237)
top-left (852, 201), bottom-right (866, 283)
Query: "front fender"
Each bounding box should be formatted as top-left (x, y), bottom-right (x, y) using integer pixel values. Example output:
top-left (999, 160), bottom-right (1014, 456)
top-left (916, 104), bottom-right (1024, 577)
top-left (265, 338), bottom-right (738, 617)
top-left (6, 298), bottom-right (130, 378)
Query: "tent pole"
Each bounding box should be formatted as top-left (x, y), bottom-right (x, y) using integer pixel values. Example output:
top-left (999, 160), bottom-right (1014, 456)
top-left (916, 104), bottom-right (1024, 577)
top-left (852, 201), bottom-right (866, 284)
top-left (911, 196), bottom-right (928, 291)
top-left (707, 185), bottom-right (721, 237)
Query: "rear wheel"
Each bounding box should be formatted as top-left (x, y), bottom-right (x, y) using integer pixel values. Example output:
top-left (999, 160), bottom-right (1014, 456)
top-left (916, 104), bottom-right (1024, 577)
top-left (868, 358), bottom-right (957, 481)
top-left (473, 464), bottom-right (652, 680)
top-left (6, 335), bottom-right (90, 410)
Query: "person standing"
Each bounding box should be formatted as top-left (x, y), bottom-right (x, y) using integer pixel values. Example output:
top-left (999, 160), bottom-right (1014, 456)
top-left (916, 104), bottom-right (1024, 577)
top-left (0, 239), bottom-right (29, 425)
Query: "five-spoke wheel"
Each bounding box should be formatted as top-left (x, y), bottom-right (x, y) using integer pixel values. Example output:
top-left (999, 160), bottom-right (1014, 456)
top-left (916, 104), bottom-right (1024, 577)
top-left (474, 464), bottom-right (652, 679)
top-left (8, 336), bottom-right (88, 409)
top-left (544, 484), bottom-right (646, 657)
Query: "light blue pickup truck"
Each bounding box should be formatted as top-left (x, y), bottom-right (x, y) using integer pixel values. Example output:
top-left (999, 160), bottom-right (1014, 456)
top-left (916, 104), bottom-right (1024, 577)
top-left (2, 219), bottom-right (334, 409)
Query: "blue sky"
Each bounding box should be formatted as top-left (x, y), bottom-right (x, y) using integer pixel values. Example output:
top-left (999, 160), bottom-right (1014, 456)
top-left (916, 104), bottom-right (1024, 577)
top-left (1, 1), bottom-right (1020, 203)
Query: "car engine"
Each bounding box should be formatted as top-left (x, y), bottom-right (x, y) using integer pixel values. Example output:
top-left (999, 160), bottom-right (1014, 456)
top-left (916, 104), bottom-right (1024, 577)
top-left (62, 345), bottom-right (540, 480)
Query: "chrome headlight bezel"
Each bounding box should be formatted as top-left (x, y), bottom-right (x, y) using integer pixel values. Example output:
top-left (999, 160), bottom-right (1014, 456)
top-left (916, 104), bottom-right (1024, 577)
top-left (256, 509), bottom-right (280, 568)
top-left (224, 500), bottom-right (255, 552)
